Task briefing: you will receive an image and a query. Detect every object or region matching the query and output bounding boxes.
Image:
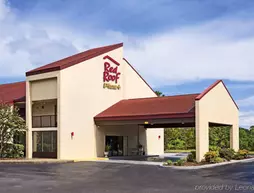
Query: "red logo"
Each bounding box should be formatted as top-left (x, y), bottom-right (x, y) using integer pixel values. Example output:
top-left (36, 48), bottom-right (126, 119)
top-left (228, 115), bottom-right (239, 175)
top-left (103, 55), bottom-right (121, 84)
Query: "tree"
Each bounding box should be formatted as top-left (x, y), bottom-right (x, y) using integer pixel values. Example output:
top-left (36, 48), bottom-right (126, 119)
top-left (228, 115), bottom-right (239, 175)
top-left (0, 104), bottom-right (27, 158)
top-left (155, 91), bottom-right (165, 97)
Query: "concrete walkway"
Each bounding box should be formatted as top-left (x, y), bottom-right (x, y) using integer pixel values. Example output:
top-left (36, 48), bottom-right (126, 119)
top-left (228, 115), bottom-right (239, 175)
top-left (96, 157), bottom-right (254, 169)
top-left (0, 159), bottom-right (74, 164)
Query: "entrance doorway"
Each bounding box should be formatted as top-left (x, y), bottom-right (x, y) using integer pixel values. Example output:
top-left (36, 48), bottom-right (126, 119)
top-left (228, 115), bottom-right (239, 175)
top-left (32, 131), bottom-right (57, 158)
top-left (106, 136), bottom-right (128, 156)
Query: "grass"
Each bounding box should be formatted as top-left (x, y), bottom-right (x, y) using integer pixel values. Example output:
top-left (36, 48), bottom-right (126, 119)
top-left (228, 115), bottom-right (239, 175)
top-left (165, 149), bottom-right (194, 153)
top-left (249, 151), bottom-right (254, 155)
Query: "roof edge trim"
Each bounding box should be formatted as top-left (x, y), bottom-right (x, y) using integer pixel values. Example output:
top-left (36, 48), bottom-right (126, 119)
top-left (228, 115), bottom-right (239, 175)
top-left (123, 58), bottom-right (157, 96)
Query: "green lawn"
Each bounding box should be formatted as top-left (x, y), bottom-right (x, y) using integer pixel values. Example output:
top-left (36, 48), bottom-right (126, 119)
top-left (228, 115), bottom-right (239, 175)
top-left (165, 149), bottom-right (194, 153)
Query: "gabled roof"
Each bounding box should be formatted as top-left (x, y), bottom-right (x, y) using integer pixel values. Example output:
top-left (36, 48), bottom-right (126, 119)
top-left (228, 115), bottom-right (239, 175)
top-left (0, 81), bottom-right (26, 104)
top-left (94, 94), bottom-right (199, 121)
top-left (196, 80), bottom-right (239, 109)
top-left (26, 43), bottom-right (123, 76)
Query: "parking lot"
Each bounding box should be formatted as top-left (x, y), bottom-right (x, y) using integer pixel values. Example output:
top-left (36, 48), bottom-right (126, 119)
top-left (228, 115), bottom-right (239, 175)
top-left (0, 161), bottom-right (253, 193)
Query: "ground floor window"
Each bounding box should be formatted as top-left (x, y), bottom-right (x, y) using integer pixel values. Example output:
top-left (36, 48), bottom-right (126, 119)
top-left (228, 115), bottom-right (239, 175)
top-left (106, 136), bottom-right (128, 156)
top-left (32, 131), bottom-right (57, 158)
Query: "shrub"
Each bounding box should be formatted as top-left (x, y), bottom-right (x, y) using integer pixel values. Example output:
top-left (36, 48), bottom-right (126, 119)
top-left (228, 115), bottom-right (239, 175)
top-left (209, 146), bottom-right (221, 152)
top-left (204, 151), bottom-right (219, 163)
top-left (239, 149), bottom-right (249, 158)
top-left (166, 160), bottom-right (173, 166)
top-left (214, 157), bottom-right (224, 163)
top-left (174, 159), bottom-right (186, 166)
top-left (187, 151), bottom-right (196, 162)
top-left (2, 144), bottom-right (24, 158)
top-left (234, 149), bottom-right (249, 160)
top-left (219, 148), bottom-right (235, 161)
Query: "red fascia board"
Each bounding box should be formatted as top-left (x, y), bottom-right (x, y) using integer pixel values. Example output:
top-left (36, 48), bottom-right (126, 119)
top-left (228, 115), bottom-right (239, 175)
top-left (196, 80), bottom-right (239, 109)
top-left (123, 58), bottom-right (157, 96)
top-left (94, 112), bottom-right (195, 121)
top-left (26, 43), bottom-right (123, 76)
top-left (26, 66), bottom-right (61, 76)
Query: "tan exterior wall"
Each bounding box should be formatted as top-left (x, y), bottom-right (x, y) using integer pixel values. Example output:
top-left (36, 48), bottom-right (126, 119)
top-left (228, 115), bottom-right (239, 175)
top-left (26, 48), bottom-right (164, 160)
top-left (30, 78), bottom-right (57, 101)
top-left (195, 82), bottom-right (239, 162)
top-left (146, 128), bottom-right (164, 155)
top-left (26, 72), bottom-right (60, 159)
top-left (97, 125), bottom-right (146, 156)
top-left (59, 48), bottom-right (124, 159)
top-left (122, 59), bottom-right (164, 156)
top-left (32, 100), bottom-right (56, 116)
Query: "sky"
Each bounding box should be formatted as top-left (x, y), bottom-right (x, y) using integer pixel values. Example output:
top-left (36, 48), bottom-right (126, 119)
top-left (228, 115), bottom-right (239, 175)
top-left (0, 0), bottom-right (254, 128)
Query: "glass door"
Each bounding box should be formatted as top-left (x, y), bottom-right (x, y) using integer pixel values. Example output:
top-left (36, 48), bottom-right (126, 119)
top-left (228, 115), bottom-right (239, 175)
top-left (32, 131), bottom-right (57, 158)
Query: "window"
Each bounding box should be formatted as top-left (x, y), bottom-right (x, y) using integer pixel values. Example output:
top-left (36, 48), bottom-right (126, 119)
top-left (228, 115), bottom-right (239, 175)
top-left (33, 131), bottom-right (57, 153)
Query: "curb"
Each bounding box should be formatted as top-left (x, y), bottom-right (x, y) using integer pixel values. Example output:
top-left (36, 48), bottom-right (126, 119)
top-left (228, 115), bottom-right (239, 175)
top-left (0, 160), bottom-right (74, 164)
top-left (160, 157), bottom-right (254, 170)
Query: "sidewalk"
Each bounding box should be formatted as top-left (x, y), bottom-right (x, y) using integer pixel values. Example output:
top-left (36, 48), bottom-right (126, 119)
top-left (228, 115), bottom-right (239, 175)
top-left (0, 159), bottom-right (74, 164)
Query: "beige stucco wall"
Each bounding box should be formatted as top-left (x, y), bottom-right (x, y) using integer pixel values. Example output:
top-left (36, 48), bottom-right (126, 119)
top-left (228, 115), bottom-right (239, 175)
top-left (195, 82), bottom-right (239, 162)
top-left (59, 48), bottom-right (124, 159)
top-left (30, 78), bottom-right (57, 101)
top-left (26, 72), bottom-right (60, 159)
top-left (122, 59), bottom-right (164, 156)
top-left (32, 100), bottom-right (57, 116)
top-left (97, 125), bottom-right (146, 156)
top-left (26, 47), bottom-right (164, 160)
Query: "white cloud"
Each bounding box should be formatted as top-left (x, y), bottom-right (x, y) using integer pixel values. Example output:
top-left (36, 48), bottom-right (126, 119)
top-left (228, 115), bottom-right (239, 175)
top-left (0, 0), bottom-right (9, 20)
top-left (1, 0), bottom-right (254, 87)
top-left (237, 96), bottom-right (254, 107)
top-left (124, 20), bottom-right (254, 86)
top-left (239, 111), bottom-right (254, 128)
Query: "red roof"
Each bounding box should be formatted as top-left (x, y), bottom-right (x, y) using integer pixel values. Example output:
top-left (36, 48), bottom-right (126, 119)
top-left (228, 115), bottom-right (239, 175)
top-left (0, 82), bottom-right (26, 104)
top-left (26, 43), bottom-right (123, 76)
top-left (94, 94), bottom-right (199, 121)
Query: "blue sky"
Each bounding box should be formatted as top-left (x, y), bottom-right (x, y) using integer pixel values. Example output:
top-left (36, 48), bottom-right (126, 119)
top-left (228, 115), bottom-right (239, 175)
top-left (1, 0), bottom-right (254, 128)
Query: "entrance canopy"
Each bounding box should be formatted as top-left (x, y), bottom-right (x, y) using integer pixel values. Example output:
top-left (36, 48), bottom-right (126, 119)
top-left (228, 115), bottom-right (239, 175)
top-left (94, 93), bottom-right (199, 128)
top-left (94, 80), bottom-right (238, 129)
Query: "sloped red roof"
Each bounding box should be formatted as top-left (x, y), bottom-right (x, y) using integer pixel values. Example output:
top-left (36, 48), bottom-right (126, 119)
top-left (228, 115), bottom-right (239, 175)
top-left (0, 81), bottom-right (26, 104)
top-left (94, 94), bottom-right (199, 121)
top-left (26, 43), bottom-right (123, 76)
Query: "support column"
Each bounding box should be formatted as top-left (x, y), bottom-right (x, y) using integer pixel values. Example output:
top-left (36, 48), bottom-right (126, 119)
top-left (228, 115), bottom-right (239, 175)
top-left (195, 121), bottom-right (209, 162)
top-left (26, 81), bottom-right (33, 159)
top-left (195, 100), bottom-right (209, 162)
top-left (230, 123), bottom-right (239, 151)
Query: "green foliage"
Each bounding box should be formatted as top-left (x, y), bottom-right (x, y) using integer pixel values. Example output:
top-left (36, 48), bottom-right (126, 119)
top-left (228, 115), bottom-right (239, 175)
top-left (174, 159), bottom-right (186, 166)
top-left (105, 144), bottom-right (111, 152)
top-left (238, 149), bottom-right (249, 158)
top-left (164, 128), bottom-right (195, 150)
top-left (2, 144), bottom-right (24, 158)
top-left (155, 91), bottom-right (165, 97)
top-left (164, 126), bottom-right (254, 153)
top-left (166, 160), bottom-right (173, 166)
top-left (214, 157), bottom-right (224, 163)
top-left (187, 151), bottom-right (196, 162)
top-left (204, 151), bottom-right (219, 163)
top-left (219, 148), bottom-right (235, 161)
top-left (209, 145), bottom-right (221, 152)
top-left (0, 104), bottom-right (27, 158)
top-left (239, 128), bottom-right (254, 151)
top-left (233, 150), bottom-right (249, 160)
top-left (209, 127), bottom-right (230, 148)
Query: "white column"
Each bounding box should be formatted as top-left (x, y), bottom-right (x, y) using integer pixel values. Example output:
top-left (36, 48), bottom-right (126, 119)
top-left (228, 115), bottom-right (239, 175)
top-left (26, 81), bottom-right (33, 158)
top-left (230, 123), bottom-right (239, 151)
top-left (195, 101), bottom-right (209, 162)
